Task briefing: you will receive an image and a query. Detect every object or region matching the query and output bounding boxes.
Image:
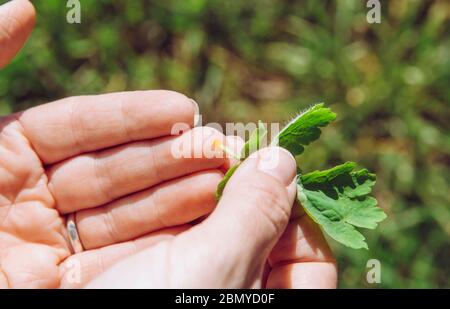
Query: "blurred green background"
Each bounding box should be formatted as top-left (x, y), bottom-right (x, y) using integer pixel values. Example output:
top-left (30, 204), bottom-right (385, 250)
top-left (0, 0), bottom-right (449, 288)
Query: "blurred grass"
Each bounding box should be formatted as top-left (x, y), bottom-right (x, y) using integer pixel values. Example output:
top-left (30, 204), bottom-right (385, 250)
top-left (0, 0), bottom-right (449, 288)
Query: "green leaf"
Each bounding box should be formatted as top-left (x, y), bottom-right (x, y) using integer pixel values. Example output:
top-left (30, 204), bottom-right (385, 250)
top-left (274, 103), bottom-right (336, 156)
top-left (297, 162), bottom-right (387, 249)
top-left (240, 120), bottom-right (267, 160)
top-left (215, 163), bottom-right (240, 201)
top-left (215, 104), bottom-right (386, 251)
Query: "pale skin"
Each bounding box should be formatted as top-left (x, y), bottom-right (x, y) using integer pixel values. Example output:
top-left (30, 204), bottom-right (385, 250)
top-left (0, 0), bottom-right (337, 288)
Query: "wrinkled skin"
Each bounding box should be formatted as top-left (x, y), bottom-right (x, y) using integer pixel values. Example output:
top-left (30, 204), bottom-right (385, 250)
top-left (0, 95), bottom-right (238, 288)
top-left (0, 114), bottom-right (66, 288)
top-left (0, 0), bottom-right (337, 289)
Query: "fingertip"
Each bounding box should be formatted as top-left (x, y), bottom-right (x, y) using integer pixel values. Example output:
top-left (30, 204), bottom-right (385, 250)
top-left (21, 0), bottom-right (36, 23)
top-left (266, 262), bottom-right (338, 289)
top-left (208, 147), bottom-right (297, 258)
top-left (195, 169), bottom-right (224, 199)
top-left (8, 0), bottom-right (36, 21)
top-left (0, 0), bottom-right (36, 68)
top-left (189, 98), bottom-right (200, 127)
top-left (147, 90), bottom-right (198, 131)
top-left (254, 147), bottom-right (297, 186)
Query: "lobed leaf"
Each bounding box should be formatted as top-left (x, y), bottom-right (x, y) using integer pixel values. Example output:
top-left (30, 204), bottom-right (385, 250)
top-left (298, 162), bottom-right (387, 249)
top-left (215, 104), bottom-right (386, 250)
top-left (274, 103), bottom-right (336, 156)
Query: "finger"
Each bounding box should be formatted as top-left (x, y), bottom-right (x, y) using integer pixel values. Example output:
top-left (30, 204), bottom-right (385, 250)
top-left (266, 263), bottom-right (337, 289)
top-left (18, 90), bottom-right (197, 164)
top-left (75, 170), bottom-right (223, 249)
top-left (0, 0), bottom-right (35, 68)
top-left (48, 126), bottom-right (229, 214)
top-left (59, 225), bottom-right (189, 288)
top-left (221, 135), bottom-right (245, 170)
top-left (266, 215), bottom-right (337, 288)
top-left (173, 147), bottom-right (297, 287)
top-left (268, 215), bottom-right (335, 266)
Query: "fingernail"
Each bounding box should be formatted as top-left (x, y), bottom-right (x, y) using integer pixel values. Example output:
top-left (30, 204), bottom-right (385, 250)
top-left (256, 147), bottom-right (297, 186)
top-left (189, 98), bottom-right (200, 126)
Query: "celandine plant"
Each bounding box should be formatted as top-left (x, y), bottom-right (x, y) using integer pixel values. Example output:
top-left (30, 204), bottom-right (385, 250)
top-left (216, 104), bottom-right (387, 250)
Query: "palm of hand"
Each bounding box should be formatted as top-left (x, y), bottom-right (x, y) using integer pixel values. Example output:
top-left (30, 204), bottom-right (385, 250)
top-left (0, 117), bottom-right (68, 288)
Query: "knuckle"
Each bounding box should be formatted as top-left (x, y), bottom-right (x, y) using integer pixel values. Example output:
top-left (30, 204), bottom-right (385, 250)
top-left (146, 140), bottom-right (165, 182)
top-left (102, 206), bottom-right (122, 244)
top-left (92, 153), bottom-right (113, 200)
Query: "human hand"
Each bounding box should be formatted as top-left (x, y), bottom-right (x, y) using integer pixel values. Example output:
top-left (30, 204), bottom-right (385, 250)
top-left (0, 0), bottom-right (240, 288)
top-left (0, 0), bottom-right (337, 289)
top-left (88, 147), bottom-right (338, 288)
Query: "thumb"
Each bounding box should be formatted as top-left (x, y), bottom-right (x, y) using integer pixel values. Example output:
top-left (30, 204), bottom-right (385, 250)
top-left (0, 0), bottom-right (36, 69)
top-left (181, 147), bottom-right (297, 287)
top-left (85, 147), bottom-right (298, 289)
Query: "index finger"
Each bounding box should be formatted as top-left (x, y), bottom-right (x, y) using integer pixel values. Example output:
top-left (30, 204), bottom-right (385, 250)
top-left (17, 90), bottom-right (197, 164)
